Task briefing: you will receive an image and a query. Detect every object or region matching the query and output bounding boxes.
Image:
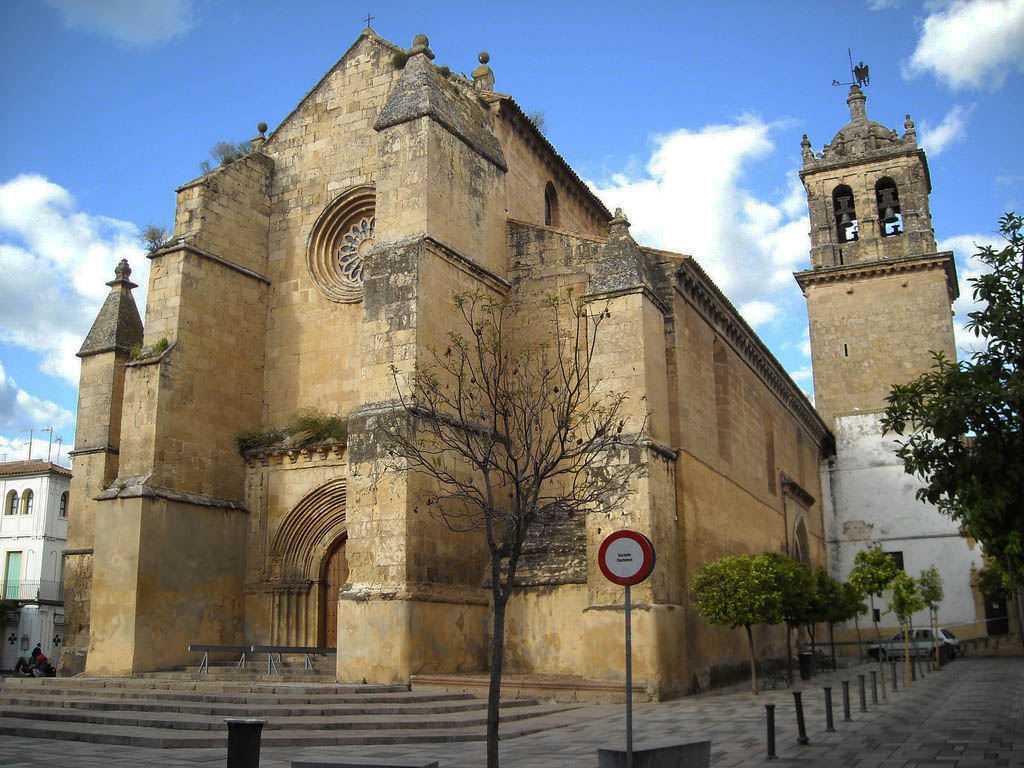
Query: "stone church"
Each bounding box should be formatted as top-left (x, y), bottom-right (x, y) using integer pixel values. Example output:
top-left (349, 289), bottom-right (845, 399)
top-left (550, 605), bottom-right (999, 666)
top-left (60, 29), bottom-right (979, 697)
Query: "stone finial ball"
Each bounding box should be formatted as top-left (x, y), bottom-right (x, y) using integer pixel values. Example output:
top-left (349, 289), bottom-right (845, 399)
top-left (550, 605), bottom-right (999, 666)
top-left (413, 34), bottom-right (429, 47)
top-left (257, 122), bottom-right (268, 134)
top-left (614, 207), bottom-right (623, 217)
top-left (478, 51), bottom-right (490, 64)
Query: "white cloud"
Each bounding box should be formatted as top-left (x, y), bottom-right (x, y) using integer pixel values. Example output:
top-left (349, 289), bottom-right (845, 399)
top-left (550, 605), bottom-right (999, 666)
top-left (0, 360), bottom-right (74, 433)
top-left (0, 174), bottom-right (149, 386)
top-left (918, 104), bottom-right (974, 156)
top-left (867, 0), bottom-right (902, 8)
top-left (739, 300), bottom-right (780, 328)
top-left (904, 0), bottom-right (1024, 90)
top-left (587, 116), bottom-right (810, 318)
top-left (938, 232), bottom-right (1002, 358)
top-left (43, 0), bottom-right (195, 46)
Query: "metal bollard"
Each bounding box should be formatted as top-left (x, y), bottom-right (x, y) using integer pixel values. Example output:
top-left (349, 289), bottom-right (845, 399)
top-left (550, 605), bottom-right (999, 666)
top-left (793, 690), bottom-right (809, 745)
top-left (870, 670), bottom-right (878, 705)
top-left (841, 680), bottom-right (852, 721)
top-left (858, 673), bottom-right (868, 712)
top-left (225, 718), bottom-right (264, 768)
top-left (891, 660), bottom-right (898, 691)
top-left (823, 686), bottom-right (836, 732)
top-left (911, 657), bottom-right (917, 681)
top-left (766, 703), bottom-right (777, 760)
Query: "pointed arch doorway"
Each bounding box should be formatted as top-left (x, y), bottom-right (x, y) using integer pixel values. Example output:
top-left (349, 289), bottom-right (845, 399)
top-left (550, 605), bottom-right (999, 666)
top-left (320, 533), bottom-right (349, 648)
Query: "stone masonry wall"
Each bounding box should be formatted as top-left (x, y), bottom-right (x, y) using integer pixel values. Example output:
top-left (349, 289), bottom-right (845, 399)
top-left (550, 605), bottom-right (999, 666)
top-left (806, 265), bottom-right (956, 425)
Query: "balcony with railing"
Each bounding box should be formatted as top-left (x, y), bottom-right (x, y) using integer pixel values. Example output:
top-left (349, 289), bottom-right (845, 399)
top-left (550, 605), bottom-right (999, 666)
top-left (0, 580), bottom-right (65, 604)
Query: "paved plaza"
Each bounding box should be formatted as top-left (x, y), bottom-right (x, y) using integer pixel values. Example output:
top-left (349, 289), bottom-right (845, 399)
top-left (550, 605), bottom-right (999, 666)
top-left (0, 656), bottom-right (1020, 767)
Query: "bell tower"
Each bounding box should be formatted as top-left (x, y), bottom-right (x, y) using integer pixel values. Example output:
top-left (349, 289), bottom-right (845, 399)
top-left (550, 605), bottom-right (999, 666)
top-left (795, 85), bottom-right (958, 426)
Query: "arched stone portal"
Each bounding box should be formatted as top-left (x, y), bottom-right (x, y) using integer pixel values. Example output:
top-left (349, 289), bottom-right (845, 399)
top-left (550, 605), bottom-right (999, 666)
top-left (267, 477), bottom-right (347, 646)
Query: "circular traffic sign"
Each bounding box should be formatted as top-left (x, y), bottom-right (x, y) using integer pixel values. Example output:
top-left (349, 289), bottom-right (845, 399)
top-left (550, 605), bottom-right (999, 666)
top-left (598, 530), bottom-right (656, 586)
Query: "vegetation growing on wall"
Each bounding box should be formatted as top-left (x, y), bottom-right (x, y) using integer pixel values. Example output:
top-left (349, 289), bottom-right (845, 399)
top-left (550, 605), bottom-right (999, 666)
top-left (234, 409), bottom-right (348, 456)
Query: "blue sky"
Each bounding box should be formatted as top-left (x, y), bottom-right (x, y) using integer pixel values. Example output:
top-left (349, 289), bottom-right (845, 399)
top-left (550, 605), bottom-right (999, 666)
top-left (1, 0), bottom-right (1022, 465)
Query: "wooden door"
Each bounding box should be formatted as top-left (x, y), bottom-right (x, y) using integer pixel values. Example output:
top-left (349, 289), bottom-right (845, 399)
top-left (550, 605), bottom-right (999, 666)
top-left (322, 536), bottom-right (349, 648)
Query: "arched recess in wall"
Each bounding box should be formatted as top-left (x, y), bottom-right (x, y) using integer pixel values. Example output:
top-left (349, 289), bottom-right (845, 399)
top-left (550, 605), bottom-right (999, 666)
top-left (270, 477), bottom-right (348, 582)
top-left (306, 185), bottom-right (376, 303)
top-left (269, 477), bottom-right (349, 647)
top-left (792, 517), bottom-right (811, 567)
top-left (544, 181), bottom-right (559, 227)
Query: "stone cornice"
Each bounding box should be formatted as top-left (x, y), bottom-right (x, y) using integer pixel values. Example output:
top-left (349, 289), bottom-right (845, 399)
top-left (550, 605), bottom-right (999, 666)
top-left (780, 473), bottom-right (816, 508)
top-left (67, 445), bottom-right (118, 458)
top-left (95, 475), bottom-right (246, 511)
top-left (244, 441), bottom-right (346, 468)
top-left (584, 284), bottom-right (670, 317)
top-left (149, 241), bottom-right (271, 285)
top-left (675, 259), bottom-right (834, 450)
top-left (794, 251), bottom-right (958, 301)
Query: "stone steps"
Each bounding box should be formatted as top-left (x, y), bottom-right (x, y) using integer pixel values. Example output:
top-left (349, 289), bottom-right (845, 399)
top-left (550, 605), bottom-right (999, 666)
top-left (0, 677), bottom-right (584, 749)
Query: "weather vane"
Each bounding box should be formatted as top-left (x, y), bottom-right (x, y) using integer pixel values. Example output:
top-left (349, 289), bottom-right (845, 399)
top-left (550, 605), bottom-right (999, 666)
top-left (832, 49), bottom-right (870, 88)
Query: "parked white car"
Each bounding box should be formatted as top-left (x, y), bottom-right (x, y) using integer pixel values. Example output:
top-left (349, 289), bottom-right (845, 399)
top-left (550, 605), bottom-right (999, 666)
top-left (868, 628), bottom-right (960, 662)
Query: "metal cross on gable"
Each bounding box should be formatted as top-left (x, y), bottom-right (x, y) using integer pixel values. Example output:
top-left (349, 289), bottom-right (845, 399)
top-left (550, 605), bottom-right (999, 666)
top-left (364, 12), bottom-right (374, 28)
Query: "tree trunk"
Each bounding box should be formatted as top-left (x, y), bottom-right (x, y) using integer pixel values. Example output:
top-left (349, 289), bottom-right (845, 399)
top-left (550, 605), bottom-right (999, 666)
top-left (854, 613), bottom-right (864, 663)
top-left (785, 623), bottom-right (793, 685)
top-left (1009, 556), bottom-right (1024, 651)
top-left (933, 608), bottom-right (941, 669)
top-left (870, 594), bottom-right (886, 696)
top-left (903, 620), bottom-right (911, 685)
top-left (486, 594), bottom-right (508, 768)
top-left (746, 624), bottom-right (759, 695)
top-left (829, 621), bottom-right (837, 670)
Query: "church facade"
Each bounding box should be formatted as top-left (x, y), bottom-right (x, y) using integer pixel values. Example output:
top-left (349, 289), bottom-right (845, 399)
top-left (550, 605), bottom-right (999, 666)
top-left (61, 29), bottom-right (986, 697)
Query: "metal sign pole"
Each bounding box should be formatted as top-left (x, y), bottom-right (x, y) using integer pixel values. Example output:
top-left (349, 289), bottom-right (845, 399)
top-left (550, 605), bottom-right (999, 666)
top-left (625, 582), bottom-right (633, 768)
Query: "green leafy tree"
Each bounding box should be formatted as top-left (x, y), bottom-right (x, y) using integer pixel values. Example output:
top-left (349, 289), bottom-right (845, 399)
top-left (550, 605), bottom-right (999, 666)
top-left (763, 553), bottom-right (814, 683)
top-left (850, 545), bottom-right (897, 691)
top-left (889, 572), bottom-right (927, 682)
top-left (883, 212), bottom-right (1024, 646)
top-left (977, 560), bottom-right (1012, 602)
top-left (813, 568), bottom-right (849, 669)
top-left (917, 566), bottom-right (944, 666)
top-left (692, 553), bottom-right (784, 695)
top-left (384, 291), bottom-right (642, 768)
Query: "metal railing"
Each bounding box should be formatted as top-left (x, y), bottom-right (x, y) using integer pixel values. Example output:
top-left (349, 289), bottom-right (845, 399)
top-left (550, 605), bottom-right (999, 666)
top-left (0, 580), bottom-right (65, 602)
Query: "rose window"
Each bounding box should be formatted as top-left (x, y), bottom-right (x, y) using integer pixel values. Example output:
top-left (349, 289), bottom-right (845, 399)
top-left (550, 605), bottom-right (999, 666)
top-left (306, 186), bottom-right (376, 304)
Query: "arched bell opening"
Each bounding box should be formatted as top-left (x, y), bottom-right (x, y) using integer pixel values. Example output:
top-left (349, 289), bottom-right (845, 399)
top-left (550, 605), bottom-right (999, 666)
top-left (832, 184), bottom-right (858, 244)
top-left (319, 532), bottom-right (349, 649)
top-left (875, 177), bottom-right (903, 237)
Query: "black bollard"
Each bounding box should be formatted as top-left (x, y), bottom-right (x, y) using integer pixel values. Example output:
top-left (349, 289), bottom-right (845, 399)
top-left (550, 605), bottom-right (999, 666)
top-left (858, 673), bottom-right (867, 712)
top-left (823, 686), bottom-right (836, 733)
top-left (225, 718), bottom-right (264, 768)
top-left (841, 680), bottom-right (852, 722)
top-left (911, 657), bottom-right (917, 681)
top-left (870, 670), bottom-right (878, 705)
top-left (766, 703), bottom-right (777, 760)
top-left (793, 690), bottom-right (809, 745)
top-left (891, 660), bottom-right (898, 691)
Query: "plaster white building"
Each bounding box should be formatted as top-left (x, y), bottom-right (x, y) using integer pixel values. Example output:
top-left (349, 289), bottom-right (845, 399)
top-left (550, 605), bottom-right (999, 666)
top-left (828, 414), bottom-right (984, 634)
top-left (1, 459), bottom-right (70, 670)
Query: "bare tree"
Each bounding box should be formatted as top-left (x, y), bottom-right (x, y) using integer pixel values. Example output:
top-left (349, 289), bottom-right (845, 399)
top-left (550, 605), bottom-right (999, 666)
top-left (140, 224), bottom-right (169, 253)
top-left (384, 291), bottom-right (643, 768)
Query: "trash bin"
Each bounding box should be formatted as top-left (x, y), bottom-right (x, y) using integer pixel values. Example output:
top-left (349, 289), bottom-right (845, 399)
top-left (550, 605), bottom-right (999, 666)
top-left (798, 652), bottom-right (813, 680)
